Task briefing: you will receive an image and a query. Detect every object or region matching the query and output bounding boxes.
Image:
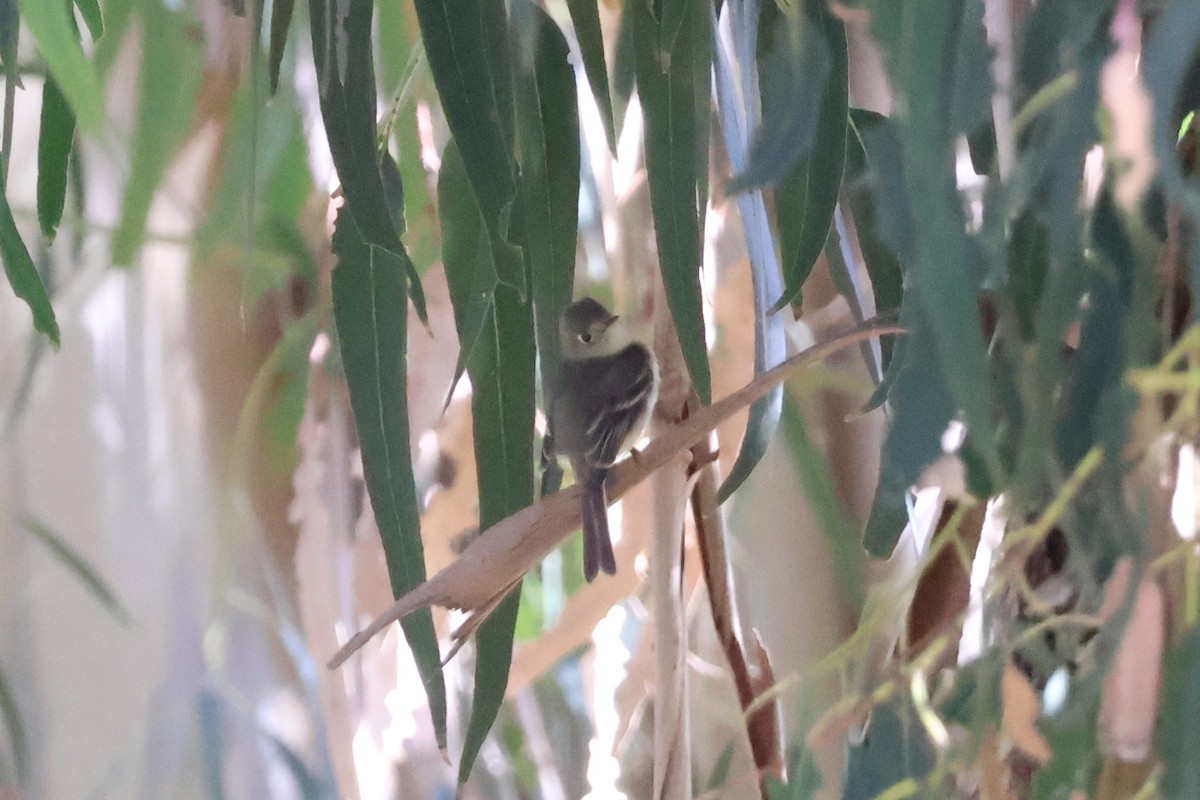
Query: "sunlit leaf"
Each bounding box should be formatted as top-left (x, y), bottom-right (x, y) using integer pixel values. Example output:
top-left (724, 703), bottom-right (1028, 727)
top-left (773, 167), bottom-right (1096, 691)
top-left (633, 0), bottom-right (712, 402)
top-left (0, 161), bottom-right (60, 347)
top-left (564, 0), bottom-right (616, 154)
top-left (330, 204), bottom-right (447, 750)
top-left (17, 0), bottom-right (103, 130)
top-left (37, 74), bottom-right (74, 241)
top-left (111, 0), bottom-right (203, 265)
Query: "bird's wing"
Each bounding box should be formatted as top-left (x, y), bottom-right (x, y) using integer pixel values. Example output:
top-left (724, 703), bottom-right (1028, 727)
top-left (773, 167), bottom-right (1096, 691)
top-left (563, 344), bottom-right (655, 468)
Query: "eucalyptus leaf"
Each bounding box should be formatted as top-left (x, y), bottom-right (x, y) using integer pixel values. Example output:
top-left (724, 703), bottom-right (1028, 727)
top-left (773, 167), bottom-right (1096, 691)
top-left (74, 0), bottom-right (102, 39)
top-left (0, 161), bottom-right (60, 347)
top-left (17, 0), bottom-right (103, 130)
top-left (23, 516), bottom-right (130, 623)
top-left (268, 0), bottom-right (295, 94)
top-left (565, 0), bottom-right (617, 153)
top-left (37, 74), bottom-right (74, 241)
top-left (1159, 624), bottom-right (1200, 800)
top-left (330, 205), bottom-right (447, 751)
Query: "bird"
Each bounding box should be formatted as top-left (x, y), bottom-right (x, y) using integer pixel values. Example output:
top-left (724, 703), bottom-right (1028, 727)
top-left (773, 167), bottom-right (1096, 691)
top-left (548, 297), bottom-right (659, 581)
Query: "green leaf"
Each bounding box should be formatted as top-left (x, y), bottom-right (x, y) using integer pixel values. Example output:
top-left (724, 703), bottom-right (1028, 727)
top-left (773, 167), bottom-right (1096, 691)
top-left (564, 0), bottom-right (616, 154)
top-left (413, 0), bottom-right (523, 293)
top-left (633, 0), bottom-right (712, 402)
top-left (1159, 624), bottom-right (1200, 800)
top-left (37, 74), bottom-right (74, 241)
top-left (0, 162), bottom-right (60, 347)
top-left (457, 281), bottom-right (537, 788)
top-left (729, 1), bottom-right (830, 195)
top-left (866, 0), bottom-right (999, 485)
top-left (17, 0), bottom-right (103, 130)
top-left (512, 1), bottom-right (580, 398)
top-left (330, 204), bottom-right (447, 750)
top-left (863, 310), bottom-right (956, 557)
top-left (111, 0), bottom-right (203, 265)
top-left (23, 516), bottom-right (130, 623)
top-left (74, 0), bottom-right (102, 40)
top-left (844, 109), bottom-right (902, 371)
top-left (1007, 211), bottom-right (1049, 341)
top-left (267, 0), bottom-right (295, 94)
top-left (307, 0), bottom-right (426, 321)
top-left (439, 139), bottom-right (497, 404)
top-left (766, 0), bottom-right (847, 311)
top-left (842, 700), bottom-right (934, 800)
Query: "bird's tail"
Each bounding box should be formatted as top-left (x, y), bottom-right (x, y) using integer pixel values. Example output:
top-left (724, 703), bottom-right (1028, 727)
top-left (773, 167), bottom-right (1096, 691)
top-left (581, 469), bottom-right (616, 582)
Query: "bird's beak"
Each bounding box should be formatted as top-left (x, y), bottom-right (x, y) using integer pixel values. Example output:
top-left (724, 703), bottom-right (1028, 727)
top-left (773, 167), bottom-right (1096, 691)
top-left (603, 314), bottom-right (619, 329)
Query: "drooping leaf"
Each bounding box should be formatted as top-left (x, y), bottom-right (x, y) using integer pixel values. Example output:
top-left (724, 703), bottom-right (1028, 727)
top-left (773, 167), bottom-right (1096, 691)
top-left (511, 1), bottom-right (579, 397)
top-left (16, 0), bottom-right (103, 130)
top-left (111, 0), bottom-right (203, 265)
top-left (413, 0), bottom-right (523, 292)
top-left (0, 663), bottom-right (27, 784)
top-left (710, 0), bottom-right (785, 502)
top-left (439, 140), bottom-right (497, 404)
top-left (728, 0), bottom-right (831, 196)
top-left (457, 269), bottom-right (537, 789)
top-left (267, 0), bottom-right (295, 94)
top-left (330, 204), bottom-right (447, 750)
top-left (866, 0), bottom-right (1000, 485)
top-left (307, 0), bottom-right (426, 321)
top-left (633, 0), bottom-right (712, 402)
top-left (844, 108), bottom-right (903, 371)
top-left (564, 0), bottom-right (617, 154)
top-left (73, 0), bottom-right (102, 39)
top-left (766, 0), bottom-right (847, 312)
top-left (23, 517), bottom-right (130, 623)
top-left (0, 160), bottom-right (60, 347)
top-left (37, 74), bottom-right (74, 241)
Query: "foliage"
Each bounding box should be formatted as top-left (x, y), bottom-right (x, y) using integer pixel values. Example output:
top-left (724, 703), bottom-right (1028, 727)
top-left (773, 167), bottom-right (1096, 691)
top-left (5, 0), bottom-right (1200, 795)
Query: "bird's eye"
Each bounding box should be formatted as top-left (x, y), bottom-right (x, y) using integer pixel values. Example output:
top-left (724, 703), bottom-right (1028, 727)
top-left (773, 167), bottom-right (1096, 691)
top-left (579, 332), bottom-right (592, 344)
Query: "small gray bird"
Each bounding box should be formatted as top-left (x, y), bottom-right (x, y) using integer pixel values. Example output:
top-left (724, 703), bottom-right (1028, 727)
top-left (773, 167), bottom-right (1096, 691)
top-left (549, 297), bottom-right (659, 581)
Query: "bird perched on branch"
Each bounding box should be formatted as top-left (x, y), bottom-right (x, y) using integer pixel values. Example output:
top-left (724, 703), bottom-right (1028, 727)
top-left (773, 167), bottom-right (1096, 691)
top-left (548, 297), bottom-right (659, 581)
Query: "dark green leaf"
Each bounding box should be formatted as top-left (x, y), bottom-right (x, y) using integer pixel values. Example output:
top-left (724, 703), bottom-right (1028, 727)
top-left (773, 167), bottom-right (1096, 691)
top-left (842, 700), bottom-right (935, 800)
top-left (37, 74), bottom-right (74, 240)
top-left (844, 109), bottom-right (903, 372)
top-left (439, 140), bottom-right (497, 404)
top-left (457, 282), bottom-right (537, 787)
top-left (1007, 211), bottom-right (1049, 341)
top-left (380, 154), bottom-right (428, 323)
top-left (763, 0), bottom-right (847, 312)
top-left (863, 310), bottom-right (956, 557)
top-left (330, 204), bottom-right (447, 750)
top-left (0, 162), bottom-right (60, 347)
top-left (512, 1), bottom-right (579, 397)
top-left (73, 0), bottom-right (102, 39)
top-left (564, 0), bottom-right (616, 154)
top-left (950, 0), bottom-right (991, 135)
top-left (1159, 624), bottom-right (1200, 800)
top-left (633, 0), bottom-right (712, 402)
top-left (17, 0), bottom-right (103, 130)
top-left (111, 0), bottom-right (203, 265)
top-left (267, 0), bottom-right (295, 94)
top-left (23, 516), bottom-right (130, 623)
top-left (866, 0), bottom-right (1000, 484)
top-left (0, 0), bottom-right (16, 73)
top-left (413, 0), bottom-right (523, 292)
top-left (729, 2), bottom-right (830, 195)
top-left (612, 0), bottom-right (637, 134)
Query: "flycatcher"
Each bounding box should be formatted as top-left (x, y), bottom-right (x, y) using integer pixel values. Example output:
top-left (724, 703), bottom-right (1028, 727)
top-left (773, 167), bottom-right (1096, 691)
top-left (549, 297), bottom-right (659, 581)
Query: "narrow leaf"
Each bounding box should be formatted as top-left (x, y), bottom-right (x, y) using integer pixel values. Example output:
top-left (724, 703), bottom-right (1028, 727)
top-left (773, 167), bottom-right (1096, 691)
top-left (330, 204), bottom-right (447, 750)
top-left (439, 140), bottom-right (497, 404)
top-left (633, 0), bottom-right (712, 402)
top-left (16, 0), bottom-right (103, 130)
top-left (512, 1), bottom-right (580, 397)
top-left (763, 0), bottom-right (848, 311)
top-left (267, 0), bottom-right (295, 95)
top-left (111, 0), bottom-right (203, 265)
top-left (73, 0), bottom-right (103, 39)
top-left (564, 0), bottom-right (617, 154)
top-left (413, 0), bottom-right (523, 292)
top-left (23, 516), bottom-right (130, 623)
top-left (0, 163), bottom-right (60, 346)
top-left (37, 74), bottom-right (74, 240)
top-left (457, 274), bottom-right (537, 788)
top-left (0, 664), bottom-right (27, 783)
top-left (1158, 624), bottom-right (1200, 800)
